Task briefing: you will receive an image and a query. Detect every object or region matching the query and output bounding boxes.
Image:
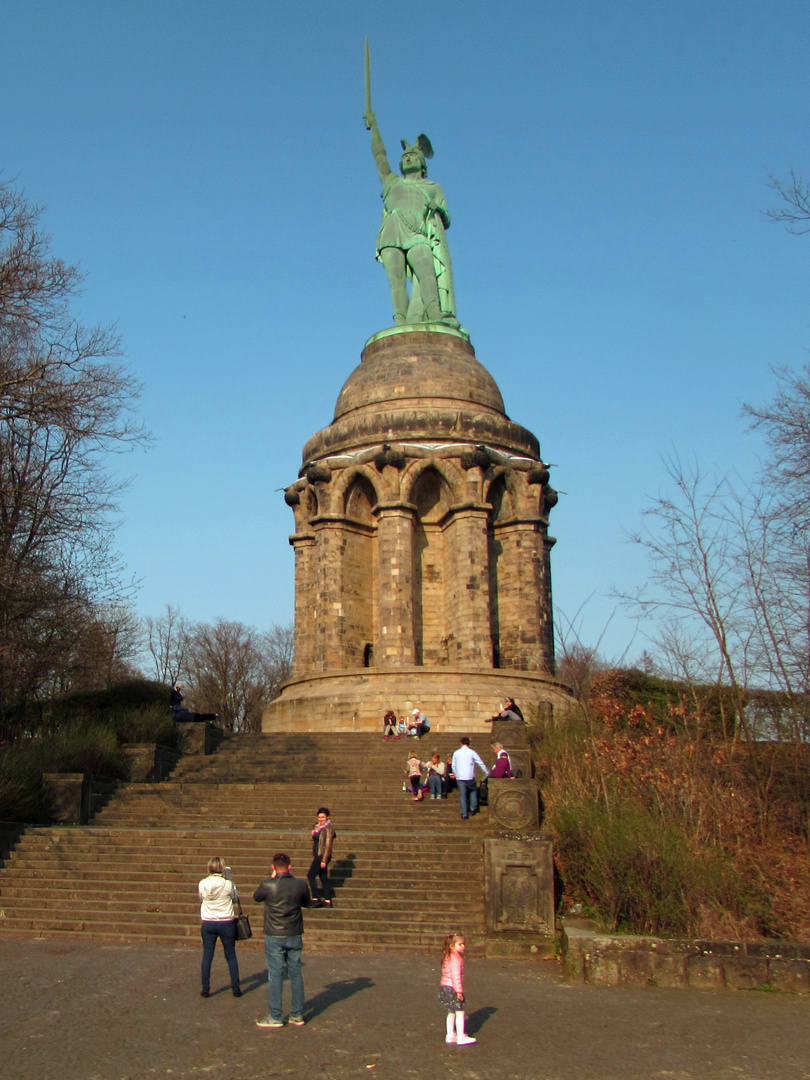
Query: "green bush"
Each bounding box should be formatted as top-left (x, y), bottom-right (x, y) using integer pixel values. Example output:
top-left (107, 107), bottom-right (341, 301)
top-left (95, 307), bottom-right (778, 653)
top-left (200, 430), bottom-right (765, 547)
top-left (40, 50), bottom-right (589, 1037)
top-left (108, 705), bottom-right (180, 749)
top-left (551, 798), bottom-right (766, 937)
top-left (4, 679), bottom-right (170, 741)
top-left (0, 725), bottom-right (126, 824)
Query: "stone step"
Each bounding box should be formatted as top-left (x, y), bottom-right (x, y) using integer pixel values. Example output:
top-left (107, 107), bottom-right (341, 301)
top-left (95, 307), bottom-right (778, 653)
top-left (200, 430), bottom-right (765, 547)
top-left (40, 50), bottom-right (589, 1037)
top-left (0, 921), bottom-right (488, 953)
top-left (6, 846), bottom-right (480, 868)
top-left (0, 899), bottom-right (484, 931)
top-left (4, 864), bottom-right (478, 887)
top-left (0, 884), bottom-right (482, 912)
top-left (0, 729), bottom-right (511, 952)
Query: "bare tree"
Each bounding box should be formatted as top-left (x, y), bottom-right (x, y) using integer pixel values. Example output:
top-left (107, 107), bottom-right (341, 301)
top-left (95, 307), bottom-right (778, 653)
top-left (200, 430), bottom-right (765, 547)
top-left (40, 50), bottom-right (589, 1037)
top-left (56, 604), bottom-right (143, 694)
top-left (142, 605), bottom-right (189, 685)
top-left (0, 180), bottom-right (147, 721)
top-left (263, 622), bottom-right (294, 698)
top-left (183, 619), bottom-right (292, 733)
top-left (745, 363), bottom-right (810, 528)
top-left (766, 168), bottom-right (810, 235)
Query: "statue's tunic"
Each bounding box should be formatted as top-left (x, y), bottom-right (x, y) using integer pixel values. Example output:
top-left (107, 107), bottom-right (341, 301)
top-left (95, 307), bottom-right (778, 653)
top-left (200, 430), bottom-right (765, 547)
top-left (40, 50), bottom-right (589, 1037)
top-left (376, 175), bottom-right (450, 256)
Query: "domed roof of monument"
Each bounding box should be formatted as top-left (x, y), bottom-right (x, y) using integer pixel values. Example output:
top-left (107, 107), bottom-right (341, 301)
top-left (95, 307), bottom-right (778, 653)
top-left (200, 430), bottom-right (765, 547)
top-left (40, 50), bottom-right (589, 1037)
top-left (334, 327), bottom-right (505, 420)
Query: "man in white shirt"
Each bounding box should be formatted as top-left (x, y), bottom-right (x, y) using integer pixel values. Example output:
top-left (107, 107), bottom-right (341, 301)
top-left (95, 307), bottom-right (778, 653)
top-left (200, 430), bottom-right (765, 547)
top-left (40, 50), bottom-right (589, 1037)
top-left (450, 737), bottom-right (489, 819)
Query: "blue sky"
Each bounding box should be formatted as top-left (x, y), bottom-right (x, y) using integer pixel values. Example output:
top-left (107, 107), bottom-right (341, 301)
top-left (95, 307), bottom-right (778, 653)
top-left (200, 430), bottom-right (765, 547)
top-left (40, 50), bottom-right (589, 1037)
top-left (3, 1), bottom-right (809, 663)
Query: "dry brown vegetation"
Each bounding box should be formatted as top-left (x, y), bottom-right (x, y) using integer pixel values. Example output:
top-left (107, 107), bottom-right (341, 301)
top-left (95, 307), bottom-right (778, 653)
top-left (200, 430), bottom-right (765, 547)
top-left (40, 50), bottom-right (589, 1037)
top-left (537, 668), bottom-right (810, 940)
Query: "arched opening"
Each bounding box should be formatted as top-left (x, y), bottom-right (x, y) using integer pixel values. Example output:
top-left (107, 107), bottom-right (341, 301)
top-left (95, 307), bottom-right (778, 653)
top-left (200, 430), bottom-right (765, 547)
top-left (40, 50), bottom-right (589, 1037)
top-left (487, 476), bottom-right (511, 668)
top-left (342, 475), bottom-right (378, 667)
top-left (411, 468), bottom-right (452, 665)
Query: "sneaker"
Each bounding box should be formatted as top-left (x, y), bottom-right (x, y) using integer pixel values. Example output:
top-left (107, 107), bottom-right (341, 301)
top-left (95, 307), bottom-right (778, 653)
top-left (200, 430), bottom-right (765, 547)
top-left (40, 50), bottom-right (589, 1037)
top-left (289, 1016), bottom-right (305, 1026)
top-left (445, 1034), bottom-right (457, 1044)
top-left (256, 1016), bottom-right (284, 1028)
top-left (456, 1034), bottom-right (477, 1045)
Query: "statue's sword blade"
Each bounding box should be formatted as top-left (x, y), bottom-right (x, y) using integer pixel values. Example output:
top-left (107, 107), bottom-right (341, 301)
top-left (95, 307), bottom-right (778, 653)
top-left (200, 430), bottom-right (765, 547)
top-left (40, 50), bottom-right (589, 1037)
top-left (364, 36), bottom-right (372, 127)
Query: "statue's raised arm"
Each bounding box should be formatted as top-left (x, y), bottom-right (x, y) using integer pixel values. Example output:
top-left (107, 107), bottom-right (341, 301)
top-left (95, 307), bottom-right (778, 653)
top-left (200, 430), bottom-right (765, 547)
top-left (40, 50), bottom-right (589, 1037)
top-left (363, 39), bottom-right (458, 329)
top-left (364, 110), bottom-right (394, 185)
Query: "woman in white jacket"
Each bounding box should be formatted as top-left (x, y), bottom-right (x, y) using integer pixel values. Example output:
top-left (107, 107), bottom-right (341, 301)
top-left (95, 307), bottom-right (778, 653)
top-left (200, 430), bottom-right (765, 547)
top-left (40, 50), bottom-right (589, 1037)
top-left (198, 856), bottom-right (241, 998)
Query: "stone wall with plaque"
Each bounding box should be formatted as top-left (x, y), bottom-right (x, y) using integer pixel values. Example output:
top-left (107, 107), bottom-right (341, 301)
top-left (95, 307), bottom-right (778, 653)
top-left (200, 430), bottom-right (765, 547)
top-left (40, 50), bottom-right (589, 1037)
top-left (484, 835), bottom-right (555, 936)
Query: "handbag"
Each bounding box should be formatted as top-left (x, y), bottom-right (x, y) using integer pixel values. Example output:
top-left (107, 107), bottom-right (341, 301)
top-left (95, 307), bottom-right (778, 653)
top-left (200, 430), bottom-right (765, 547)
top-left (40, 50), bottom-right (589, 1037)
top-left (234, 899), bottom-right (253, 941)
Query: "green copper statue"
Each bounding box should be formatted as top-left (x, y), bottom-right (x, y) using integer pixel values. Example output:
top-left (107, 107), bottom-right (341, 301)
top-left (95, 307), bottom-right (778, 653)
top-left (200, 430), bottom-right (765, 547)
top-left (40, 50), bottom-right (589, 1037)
top-left (363, 41), bottom-right (458, 328)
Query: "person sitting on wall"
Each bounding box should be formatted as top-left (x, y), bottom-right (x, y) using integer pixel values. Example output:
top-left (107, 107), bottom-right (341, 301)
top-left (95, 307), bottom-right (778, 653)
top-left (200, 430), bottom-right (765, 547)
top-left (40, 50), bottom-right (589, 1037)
top-left (490, 742), bottom-right (514, 778)
top-left (170, 683), bottom-right (193, 722)
top-left (170, 682), bottom-right (218, 725)
top-left (408, 708), bottom-right (431, 738)
top-left (489, 697), bottom-right (524, 722)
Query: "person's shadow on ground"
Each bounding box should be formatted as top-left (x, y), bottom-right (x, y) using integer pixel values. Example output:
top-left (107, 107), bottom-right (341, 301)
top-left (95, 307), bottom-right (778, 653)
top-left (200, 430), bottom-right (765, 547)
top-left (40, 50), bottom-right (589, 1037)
top-left (305, 977), bottom-right (375, 1020)
top-left (467, 1006), bottom-right (497, 1035)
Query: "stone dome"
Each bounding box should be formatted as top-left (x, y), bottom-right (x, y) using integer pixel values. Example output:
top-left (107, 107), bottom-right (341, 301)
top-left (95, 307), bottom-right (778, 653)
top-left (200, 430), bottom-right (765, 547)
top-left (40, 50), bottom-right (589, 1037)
top-left (334, 327), bottom-right (505, 419)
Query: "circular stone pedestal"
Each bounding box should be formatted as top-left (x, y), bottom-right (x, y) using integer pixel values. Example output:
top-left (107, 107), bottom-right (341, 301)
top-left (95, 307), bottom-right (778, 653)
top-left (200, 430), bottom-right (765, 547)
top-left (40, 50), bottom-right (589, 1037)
top-left (263, 667), bottom-right (571, 733)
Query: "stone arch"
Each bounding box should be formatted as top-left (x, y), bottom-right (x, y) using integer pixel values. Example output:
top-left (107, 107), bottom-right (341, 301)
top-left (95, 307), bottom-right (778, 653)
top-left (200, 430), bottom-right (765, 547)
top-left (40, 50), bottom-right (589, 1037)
top-left (405, 466), bottom-right (453, 665)
top-left (486, 474), bottom-right (512, 667)
top-left (335, 470), bottom-right (379, 667)
top-left (343, 471), bottom-right (379, 526)
top-left (332, 464), bottom-right (381, 516)
top-left (486, 472), bottom-right (515, 525)
top-left (402, 457), bottom-right (465, 510)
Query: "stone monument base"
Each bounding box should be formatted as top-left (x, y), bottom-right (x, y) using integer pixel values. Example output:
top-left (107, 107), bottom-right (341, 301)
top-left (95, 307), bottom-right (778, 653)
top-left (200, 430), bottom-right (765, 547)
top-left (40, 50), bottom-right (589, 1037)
top-left (262, 666), bottom-right (571, 732)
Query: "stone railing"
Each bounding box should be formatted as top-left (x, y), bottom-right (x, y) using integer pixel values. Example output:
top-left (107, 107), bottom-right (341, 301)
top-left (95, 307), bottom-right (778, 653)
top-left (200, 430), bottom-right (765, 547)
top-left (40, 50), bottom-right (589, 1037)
top-left (42, 773), bottom-right (117, 826)
top-left (563, 923), bottom-right (810, 992)
top-left (483, 720), bottom-right (556, 958)
top-left (0, 822), bottom-right (24, 866)
top-left (120, 743), bottom-right (180, 783)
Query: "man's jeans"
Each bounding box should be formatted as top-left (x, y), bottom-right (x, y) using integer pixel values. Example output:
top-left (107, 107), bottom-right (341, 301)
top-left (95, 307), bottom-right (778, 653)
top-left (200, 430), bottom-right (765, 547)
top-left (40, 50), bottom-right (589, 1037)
top-left (458, 778), bottom-right (478, 817)
top-left (265, 934), bottom-right (304, 1020)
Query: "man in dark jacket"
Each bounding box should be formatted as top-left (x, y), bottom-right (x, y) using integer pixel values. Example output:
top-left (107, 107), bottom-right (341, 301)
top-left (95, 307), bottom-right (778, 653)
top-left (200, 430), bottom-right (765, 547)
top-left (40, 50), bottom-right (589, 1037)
top-left (253, 853), bottom-right (311, 1028)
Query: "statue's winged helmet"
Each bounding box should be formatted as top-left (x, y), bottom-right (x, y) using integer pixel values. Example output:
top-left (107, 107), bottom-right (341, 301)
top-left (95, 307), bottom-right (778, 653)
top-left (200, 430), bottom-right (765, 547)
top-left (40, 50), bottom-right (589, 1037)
top-left (399, 134), bottom-right (434, 176)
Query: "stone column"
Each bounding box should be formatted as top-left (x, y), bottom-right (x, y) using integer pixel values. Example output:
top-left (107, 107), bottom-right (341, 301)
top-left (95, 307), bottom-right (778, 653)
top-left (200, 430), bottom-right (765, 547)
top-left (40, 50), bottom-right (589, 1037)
top-left (311, 521), bottom-right (345, 670)
top-left (492, 521), bottom-right (545, 671)
top-left (374, 503), bottom-right (416, 666)
top-left (290, 533), bottom-right (316, 676)
top-left (446, 504), bottom-right (493, 667)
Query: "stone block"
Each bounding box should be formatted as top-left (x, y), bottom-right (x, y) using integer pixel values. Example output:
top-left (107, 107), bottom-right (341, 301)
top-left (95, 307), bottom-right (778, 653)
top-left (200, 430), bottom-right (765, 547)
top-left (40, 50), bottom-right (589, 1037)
top-left (769, 959), bottom-right (810, 993)
top-left (686, 954), bottom-right (727, 989)
top-left (488, 778), bottom-right (539, 831)
top-left (649, 949), bottom-right (689, 988)
top-left (175, 721), bottom-right (223, 756)
top-left (586, 954), bottom-right (621, 986)
top-left (122, 744), bottom-right (180, 782)
top-left (43, 773), bottom-right (88, 824)
top-left (617, 948), bottom-right (655, 985)
top-left (484, 835), bottom-right (555, 936)
top-left (488, 720), bottom-right (528, 751)
top-left (724, 957), bottom-right (770, 990)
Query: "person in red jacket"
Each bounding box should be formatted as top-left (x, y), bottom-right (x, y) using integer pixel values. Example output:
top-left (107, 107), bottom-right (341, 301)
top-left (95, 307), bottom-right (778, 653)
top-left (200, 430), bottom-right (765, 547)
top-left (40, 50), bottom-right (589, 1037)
top-left (490, 742), bottom-right (513, 778)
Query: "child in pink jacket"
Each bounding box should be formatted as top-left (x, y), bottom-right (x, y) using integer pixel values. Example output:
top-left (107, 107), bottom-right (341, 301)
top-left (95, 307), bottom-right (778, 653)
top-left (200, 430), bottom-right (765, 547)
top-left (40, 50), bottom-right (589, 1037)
top-left (438, 933), bottom-right (476, 1045)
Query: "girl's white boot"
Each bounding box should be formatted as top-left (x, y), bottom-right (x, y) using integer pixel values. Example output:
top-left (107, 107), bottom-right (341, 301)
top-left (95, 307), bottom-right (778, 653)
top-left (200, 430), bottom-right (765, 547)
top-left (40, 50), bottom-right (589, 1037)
top-left (455, 1011), bottom-right (476, 1045)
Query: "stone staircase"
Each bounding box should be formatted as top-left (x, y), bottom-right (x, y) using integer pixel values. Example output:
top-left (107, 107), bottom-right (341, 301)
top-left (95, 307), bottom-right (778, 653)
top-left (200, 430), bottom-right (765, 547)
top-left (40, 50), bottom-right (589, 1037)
top-left (0, 732), bottom-right (490, 952)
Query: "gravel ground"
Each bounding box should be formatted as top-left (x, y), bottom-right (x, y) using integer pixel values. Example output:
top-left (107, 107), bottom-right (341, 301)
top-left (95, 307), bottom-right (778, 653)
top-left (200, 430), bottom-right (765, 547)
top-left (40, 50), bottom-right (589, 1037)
top-left (2, 939), bottom-right (809, 1080)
